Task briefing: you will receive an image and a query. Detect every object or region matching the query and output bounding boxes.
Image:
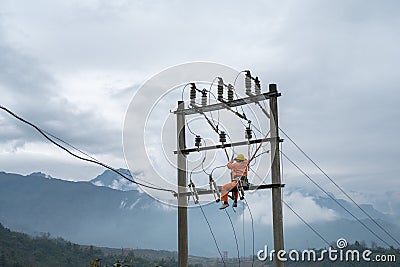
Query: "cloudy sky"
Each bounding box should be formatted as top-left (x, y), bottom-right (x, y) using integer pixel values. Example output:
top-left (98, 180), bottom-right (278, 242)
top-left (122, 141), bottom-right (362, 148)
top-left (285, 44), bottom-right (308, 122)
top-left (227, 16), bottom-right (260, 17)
top-left (1, 0), bottom-right (399, 218)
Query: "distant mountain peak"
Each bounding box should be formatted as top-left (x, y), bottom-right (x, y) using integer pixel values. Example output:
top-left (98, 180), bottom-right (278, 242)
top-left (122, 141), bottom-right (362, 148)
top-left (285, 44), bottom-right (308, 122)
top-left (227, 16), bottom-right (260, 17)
top-left (90, 168), bottom-right (142, 192)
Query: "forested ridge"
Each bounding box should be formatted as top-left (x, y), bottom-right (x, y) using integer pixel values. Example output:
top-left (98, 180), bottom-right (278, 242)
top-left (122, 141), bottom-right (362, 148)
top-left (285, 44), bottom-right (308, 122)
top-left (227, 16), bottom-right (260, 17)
top-left (0, 223), bottom-right (177, 267)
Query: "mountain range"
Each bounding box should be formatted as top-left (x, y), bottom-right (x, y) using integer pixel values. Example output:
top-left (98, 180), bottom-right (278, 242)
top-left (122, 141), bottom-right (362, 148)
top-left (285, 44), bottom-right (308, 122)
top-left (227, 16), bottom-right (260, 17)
top-left (0, 170), bottom-right (399, 257)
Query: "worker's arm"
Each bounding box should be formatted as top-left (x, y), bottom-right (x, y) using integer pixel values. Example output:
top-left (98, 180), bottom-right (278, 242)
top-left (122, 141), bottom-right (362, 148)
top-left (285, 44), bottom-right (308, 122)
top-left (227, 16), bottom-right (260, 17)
top-left (227, 161), bottom-right (235, 169)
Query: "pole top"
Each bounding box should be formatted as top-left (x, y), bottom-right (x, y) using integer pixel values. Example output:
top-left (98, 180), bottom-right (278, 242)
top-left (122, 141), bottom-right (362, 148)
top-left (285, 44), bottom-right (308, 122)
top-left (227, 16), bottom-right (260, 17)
top-left (269, 83), bottom-right (277, 93)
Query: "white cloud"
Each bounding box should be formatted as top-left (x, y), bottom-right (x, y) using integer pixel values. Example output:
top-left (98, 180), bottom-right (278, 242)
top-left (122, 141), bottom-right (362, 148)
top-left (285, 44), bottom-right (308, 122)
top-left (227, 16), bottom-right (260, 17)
top-left (283, 191), bottom-right (339, 226)
top-left (0, 0), bottom-right (399, 209)
top-left (241, 191), bottom-right (338, 227)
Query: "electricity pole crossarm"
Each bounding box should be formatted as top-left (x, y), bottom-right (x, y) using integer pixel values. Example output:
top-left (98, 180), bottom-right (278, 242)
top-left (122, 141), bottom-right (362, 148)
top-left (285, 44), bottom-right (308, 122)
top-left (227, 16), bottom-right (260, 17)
top-left (173, 91), bottom-right (280, 115)
top-left (173, 183), bottom-right (285, 198)
top-left (173, 137), bottom-right (282, 154)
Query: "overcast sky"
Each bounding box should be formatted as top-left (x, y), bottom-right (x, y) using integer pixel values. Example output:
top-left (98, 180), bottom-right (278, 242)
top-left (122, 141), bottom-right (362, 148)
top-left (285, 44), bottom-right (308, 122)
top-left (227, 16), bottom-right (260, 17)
top-left (1, 0), bottom-right (399, 218)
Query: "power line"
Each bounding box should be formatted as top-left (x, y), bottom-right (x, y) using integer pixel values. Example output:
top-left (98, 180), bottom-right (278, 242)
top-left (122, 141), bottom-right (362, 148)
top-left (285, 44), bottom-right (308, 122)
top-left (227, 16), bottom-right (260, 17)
top-left (188, 109), bottom-right (236, 158)
top-left (225, 209), bottom-right (241, 267)
top-left (243, 198), bottom-right (255, 267)
top-left (280, 128), bottom-right (400, 247)
top-left (188, 141), bottom-right (238, 266)
top-left (0, 105), bottom-right (176, 195)
top-left (282, 200), bottom-right (331, 247)
top-left (282, 151), bottom-right (393, 247)
top-left (255, 101), bottom-right (399, 247)
top-left (242, 202), bottom-right (246, 262)
top-left (282, 200), bottom-right (359, 267)
top-left (197, 203), bottom-right (227, 267)
top-left (42, 129), bottom-right (101, 164)
top-left (249, 166), bottom-right (332, 252)
top-left (180, 83), bottom-right (191, 101)
top-left (43, 128), bottom-right (165, 191)
top-left (46, 118), bottom-right (175, 192)
top-left (277, 146), bottom-right (333, 267)
top-left (185, 118), bottom-right (198, 136)
top-left (176, 76), bottom-right (285, 267)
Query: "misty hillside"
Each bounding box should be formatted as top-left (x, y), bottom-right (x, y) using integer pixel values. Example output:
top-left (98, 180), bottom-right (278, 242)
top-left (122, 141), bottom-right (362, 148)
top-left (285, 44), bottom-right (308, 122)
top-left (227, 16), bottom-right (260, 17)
top-left (0, 171), bottom-right (176, 250)
top-left (0, 171), bottom-right (399, 257)
top-left (91, 169), bottom-right (394, 221)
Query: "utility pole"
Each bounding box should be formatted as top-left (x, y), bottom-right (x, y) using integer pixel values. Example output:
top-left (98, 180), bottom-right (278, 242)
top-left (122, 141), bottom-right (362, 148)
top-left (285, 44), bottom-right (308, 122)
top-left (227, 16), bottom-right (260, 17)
top-left (174, 76), bottom-right (284, 267)
top-left (269, 84), bottom-right (285, 267)
top-left (177, 101), bottom-right (188, 267)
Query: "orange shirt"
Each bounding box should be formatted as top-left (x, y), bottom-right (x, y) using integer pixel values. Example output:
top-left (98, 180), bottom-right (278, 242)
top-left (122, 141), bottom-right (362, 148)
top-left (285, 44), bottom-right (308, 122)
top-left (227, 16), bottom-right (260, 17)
top-left (227, 160), bottom-right (248, 179)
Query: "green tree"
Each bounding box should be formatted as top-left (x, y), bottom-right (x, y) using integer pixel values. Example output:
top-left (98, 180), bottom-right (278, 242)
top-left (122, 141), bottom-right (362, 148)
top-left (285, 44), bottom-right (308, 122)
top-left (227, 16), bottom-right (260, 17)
top-left (0, 252), bottom-right (6, 267)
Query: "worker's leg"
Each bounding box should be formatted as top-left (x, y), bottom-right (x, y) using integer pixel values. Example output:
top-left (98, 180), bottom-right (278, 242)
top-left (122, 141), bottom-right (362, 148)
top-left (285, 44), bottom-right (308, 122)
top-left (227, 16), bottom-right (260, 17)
top-left (221, 181), bottom-right (237, 203)
top-left (232, 191), bottom-right (239, 207)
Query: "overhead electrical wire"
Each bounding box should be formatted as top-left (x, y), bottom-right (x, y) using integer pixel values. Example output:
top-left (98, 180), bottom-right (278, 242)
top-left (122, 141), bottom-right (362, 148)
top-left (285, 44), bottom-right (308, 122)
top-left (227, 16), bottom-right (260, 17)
top-left (2, 103), bottom-right (233, 265)
top-left (248, 129), bottom-right (256, 167)
top-left (180, 83), bottom-right (192, 101)
top-left (249, 169), bottom-right (331, 253)
top-left (282, 200), bottom-right (331, 247)
top-left (193, 106), bottom-right (220, 134)
top-left (188, 138), bottom-right (241, 266)
top-left (46, 127), bottom-right (157, 188)
top-left (183, 72), bottom-right (397, 264)
top-left (41, 129), bottom-right (101, 163)
top-left (225, 209), bottom-right (241, 267)
top-left (187, 138), bottom-right (230, 266)
top-left (243, 198), bottom-right (255, 267)
top-left (186, 118), bottom-right (198, 136)
top-left (187, 109), bottom-right (259, 267)
top-left (197, 202), bottom-right (227, 267)
top-left (181, 73), bottom-right (324, 266)
top-left (184, 73), bottom-right (347, 261)
top-left (210, 165), bottom-right (227, 177)
top-left (189, 154), bottom-right (207, 183)
top-left (280, 128), bottom-right (400, 247)
top-left (0, 105), bottom-right (177, 195)
top-left (253, 96), bottom-right (399, 247)
top-left (248, 166), bottom-right (271, 186)
top-left (188, 109), bottom-right (235, 157)
top-left (242, 202), bottom-right (246, 263)
top-left (280, 149), bottom-right (333, 249)
top-left (282, 151), bottom-right (393, 247)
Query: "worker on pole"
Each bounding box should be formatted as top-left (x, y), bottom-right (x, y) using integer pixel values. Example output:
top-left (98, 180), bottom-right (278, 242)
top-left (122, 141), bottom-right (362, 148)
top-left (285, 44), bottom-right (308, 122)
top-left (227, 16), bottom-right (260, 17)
top-left (219, 153), bottom-right (249, 209)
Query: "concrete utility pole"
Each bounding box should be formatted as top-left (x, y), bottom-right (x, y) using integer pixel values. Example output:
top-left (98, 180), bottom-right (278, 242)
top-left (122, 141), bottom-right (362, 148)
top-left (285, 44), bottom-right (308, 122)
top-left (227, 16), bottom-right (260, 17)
top-left (176, 101), bottom-right (188, 267)
top-left (269, 84), bottom-right (285, 267)
top-left (174, 79), bottom-right (284, 267)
